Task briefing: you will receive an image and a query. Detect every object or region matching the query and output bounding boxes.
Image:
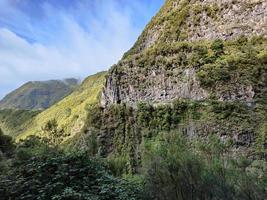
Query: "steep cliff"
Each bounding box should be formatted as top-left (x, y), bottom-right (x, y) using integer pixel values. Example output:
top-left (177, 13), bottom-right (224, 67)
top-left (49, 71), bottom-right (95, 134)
top-left (101, 0), bottom-right (267, 107)
top-left (90, 0), bottom-right (267, 173)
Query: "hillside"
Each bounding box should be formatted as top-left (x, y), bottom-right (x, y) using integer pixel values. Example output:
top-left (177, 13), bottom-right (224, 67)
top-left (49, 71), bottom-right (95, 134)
top-left (0, 109), bottom-right (40, 137)
top-left (94, 0), bottom-right (267, 173)
top-left (17, 72), bottom-right (106, 141)
top-left (1, 1), bottom-right (267, 199)
top-left (0, 78), bottom-right (79, 110)
top-left (102, 0), bottom-right (267, 106)
top-left (124, 0), bottom-right (266, 58)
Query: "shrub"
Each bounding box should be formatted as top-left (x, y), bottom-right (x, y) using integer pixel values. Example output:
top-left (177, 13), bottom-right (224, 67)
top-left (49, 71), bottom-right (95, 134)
top-left (143, 132), bottom-right (266, 200)
top-left (0, 128), bottom-right (15, 157)
top-left (42, 119), bottom-right (67, 146)
top-left (211, 39), bottom-right (224, 57)
top-left (0, 152), bottom-right (143, 200)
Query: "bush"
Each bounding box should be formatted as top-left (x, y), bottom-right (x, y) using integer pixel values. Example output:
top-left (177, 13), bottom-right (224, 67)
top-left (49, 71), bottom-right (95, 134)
top-left (42, 119), bottom-right (67, 146)
top-left (0, 128), bottom-right (15, 157)
top-left (0, 152), bottom-right (143, 200)
top-left (142, 133), bottom-right (266, 200)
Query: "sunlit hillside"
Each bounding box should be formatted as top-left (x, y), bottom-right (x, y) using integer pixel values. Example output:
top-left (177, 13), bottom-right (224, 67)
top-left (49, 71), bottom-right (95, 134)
top-left (17, 71), bottom-right (106, 141)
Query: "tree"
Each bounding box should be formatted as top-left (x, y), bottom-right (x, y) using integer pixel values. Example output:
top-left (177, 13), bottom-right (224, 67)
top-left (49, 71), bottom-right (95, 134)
top-left (0, 128), bottom-right (14, 157)
top-left (42, 119), bottom-right (66, 146)
top-left (0, 152), bottom-right (143, 200)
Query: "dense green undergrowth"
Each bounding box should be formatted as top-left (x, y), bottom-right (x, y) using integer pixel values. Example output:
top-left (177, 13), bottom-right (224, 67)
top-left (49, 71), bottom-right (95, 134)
top-left (0, 130), bottom-right (143, 200)
top-left (64, 99), bottom-right (266, 199)
top-left (1, 122), bottom-right (265, 200)
top-left (84, 100), bottom-right (266, 172)
top-left (142, 132), bottom-right (266, 200)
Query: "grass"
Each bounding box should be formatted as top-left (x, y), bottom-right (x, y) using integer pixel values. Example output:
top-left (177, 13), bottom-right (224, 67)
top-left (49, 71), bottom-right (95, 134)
top-left (0, 109), bottom-right (40, 137)
top-left (16, 71), bottom-right (106, 141)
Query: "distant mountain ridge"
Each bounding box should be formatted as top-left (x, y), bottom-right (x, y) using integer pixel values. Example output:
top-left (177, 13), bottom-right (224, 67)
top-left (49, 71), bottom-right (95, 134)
top-left (0, 78), bottom-right (80, 110)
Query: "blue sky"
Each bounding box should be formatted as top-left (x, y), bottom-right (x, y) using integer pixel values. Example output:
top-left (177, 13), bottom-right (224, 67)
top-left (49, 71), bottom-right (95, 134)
top-left (0, 0), bottom-right (164, 98)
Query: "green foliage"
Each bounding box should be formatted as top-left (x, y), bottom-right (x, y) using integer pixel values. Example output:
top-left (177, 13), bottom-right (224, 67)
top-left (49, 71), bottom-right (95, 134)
top-left (1, 135), bottom-right (143, 200)
top-left (0, 109), bottom-right (40, 137)
top-left (121, 34), bottom-right (266, 104)
top-left (0, 151), bottom-right (143, 200)
top-left (0, 128), bottom-right (15, 157)
top-left (87, 98), bottom-right (265, 177)
top-left (42, 119), bottom-right (68, 146)
top-left (17, 71), bottom-right (106, 141)
top-left (255, 121), bottom-right (267, 158)
top-left (142, 132), bottom-right (266, 200)
top-left (194, 36), bottom-right (267, 96)
top-left (137, 100), bottom-right (197, 131)
top-left (205, 3), bottom-right (219, 19)
top-left (0, 128), bottom-right (15, 175)
top-left (14, 135), bottom-right (61, 163)
top-left (108, 155), bottom-right (128, 177)
top-left (197, 62), bottom-right (231, 87)
top-left (211, 39), bottom-right (224, 57)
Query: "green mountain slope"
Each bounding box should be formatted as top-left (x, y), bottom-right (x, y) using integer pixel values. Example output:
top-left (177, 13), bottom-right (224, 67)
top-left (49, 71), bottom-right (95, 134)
top-left (0, 78), bottom-right (79, 110)
top-left (0, 109), bottom-right (40, 137)
top-left (17, 72), bottom-right (106, 141)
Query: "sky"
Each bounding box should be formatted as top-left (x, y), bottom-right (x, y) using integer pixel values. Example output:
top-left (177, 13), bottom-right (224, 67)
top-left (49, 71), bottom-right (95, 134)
top-left (0, 0), bottom-right (164, 98)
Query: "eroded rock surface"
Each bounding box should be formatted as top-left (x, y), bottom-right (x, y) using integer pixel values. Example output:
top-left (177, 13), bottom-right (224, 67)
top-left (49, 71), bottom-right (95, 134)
top-left (101, 0), bottom-right (266, 107)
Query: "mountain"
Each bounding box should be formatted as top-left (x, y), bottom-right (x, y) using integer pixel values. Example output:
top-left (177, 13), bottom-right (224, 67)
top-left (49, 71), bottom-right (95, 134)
top-left (102, 0), bottom-right (267, 106)
top-left (0, 78), bottom-right (79, 110)
top-left (13, 0), bottom-right (266, 161)
top-left (93, 0), bottom-right (267, 170)
top-left (1, 1), bottom-right (267, 199)
top-left (8, 0), bottom-right (266, 167)
top-left (16, 72), bottom-right (106, 140)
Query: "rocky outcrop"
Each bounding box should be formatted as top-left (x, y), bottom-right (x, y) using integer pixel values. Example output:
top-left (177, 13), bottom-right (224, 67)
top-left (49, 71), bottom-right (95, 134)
top-left (101, 67), bottom-right (208, 107)
top-left (101, 0), bottom-right (266, 107)
top-left (183, 0), bottom-right (267, 42)
top-left (125, 0), bottom-right (267, 56)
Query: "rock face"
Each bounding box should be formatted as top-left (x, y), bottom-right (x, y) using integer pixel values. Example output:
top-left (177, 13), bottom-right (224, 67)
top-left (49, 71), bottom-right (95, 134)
top-left (126, 0), bottom-right (267, 55)
top-left (101, 67), bottom-right (208, 107)
top-left (186, 0), bottom-right (267, 41)
top-left (101, 0), bottom-right (267, 107)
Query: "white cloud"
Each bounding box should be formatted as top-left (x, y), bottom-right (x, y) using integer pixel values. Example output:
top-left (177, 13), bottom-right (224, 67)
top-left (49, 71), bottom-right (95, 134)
top-left (0, 0), bottom-right (160, 98)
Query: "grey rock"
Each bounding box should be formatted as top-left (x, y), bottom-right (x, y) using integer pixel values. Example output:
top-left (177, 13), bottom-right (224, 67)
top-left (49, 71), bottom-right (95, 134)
top-left (101, 0), bottom-right (266, 107)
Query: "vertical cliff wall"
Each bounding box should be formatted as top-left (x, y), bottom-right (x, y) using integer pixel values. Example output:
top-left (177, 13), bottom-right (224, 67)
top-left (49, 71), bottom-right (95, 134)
top-left (101, 0), bottom-right (267, 107)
